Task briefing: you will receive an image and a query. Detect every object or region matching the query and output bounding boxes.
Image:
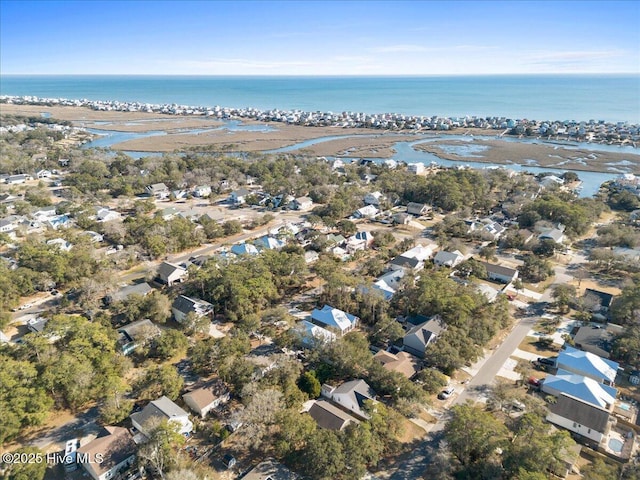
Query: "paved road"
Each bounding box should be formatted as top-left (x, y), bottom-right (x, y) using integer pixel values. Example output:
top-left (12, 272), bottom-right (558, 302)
top-left (28, 406), bottom-right (101, 451)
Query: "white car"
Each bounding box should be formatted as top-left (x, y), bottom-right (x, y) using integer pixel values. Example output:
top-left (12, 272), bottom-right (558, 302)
top-left (18, 303), bottom-right (33, 310)
top-left (438, 386), bottom-right (455, 400)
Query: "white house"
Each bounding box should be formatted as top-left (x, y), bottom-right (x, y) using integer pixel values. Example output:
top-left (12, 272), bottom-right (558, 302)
top-left (36, 169), bottom-right (52, 179)
top-left (346, 231), bottom-right (375, 251)
top-left (403, 317), bottom-right (446, 358)
top-left (5, 174), bottom-right (32, 184)
top-left (479, 261), bottom-right (519, 284)
top-left (539, 228), bottom-right (566, 244)
top-left (95, 207), bottom-right (121, 223)
top-left (182, 381), bottom-right (230, 418)
top-left (171, 295), bottom-right (213, 324)
top-left (353, 205), bottom-right (379, 219)
top-left (407, 163), bottom-right (425, 175)
top-left (156, 262), bottom-right (188, 286)
top-left (433, 250), bottom-right (464, 268)
top-left (193, 185), bottom-right (212, 198)
top-left (229, 188), bottom-right (251, 205)
top-left (546, 393), bottom-right (611, 444)
top-left (33, 206), bottom-right (58, 219)
top-left (290, 196), bottom-right (314, 211)
top-left (130, 396), bottom-right (193, 437)
top-left (77, 426), bottom-right (136, 480)
top-left (46, 238), bottom-right (73, 252)
top-left (146, 183), bottom-right (170, 199)
top-left (363, 191), bottom-right (385, 206)
top-left (556, 346), bottom-right (619, 386)
top-left (321, 379), bottom-right (376, 420)
top-left (310, 305), bottom-right (358, 336)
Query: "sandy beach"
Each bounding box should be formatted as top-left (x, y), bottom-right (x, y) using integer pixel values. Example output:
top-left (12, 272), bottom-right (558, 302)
top-left (2, 104), bottom-right (639, 174)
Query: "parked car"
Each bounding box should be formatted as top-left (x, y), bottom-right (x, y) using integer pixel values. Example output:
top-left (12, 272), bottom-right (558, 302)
top-left (527, 376), bottom-right (541, 388)
top-left (438, 386), bottom-right (455, 400)
top-left (222, 454), bottom-right (236, 469)
top-left (537, 357), bottom-right (556, 366)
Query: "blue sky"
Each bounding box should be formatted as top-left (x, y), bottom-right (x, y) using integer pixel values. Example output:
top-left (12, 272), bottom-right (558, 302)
top-left (1, 0), bottom-right (638, 75)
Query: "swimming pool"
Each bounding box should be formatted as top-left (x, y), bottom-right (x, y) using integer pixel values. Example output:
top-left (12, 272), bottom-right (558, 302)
top-left (609, 438), bottom-right (624, 453)
top-left (619, 402), bottom-right (631, 411)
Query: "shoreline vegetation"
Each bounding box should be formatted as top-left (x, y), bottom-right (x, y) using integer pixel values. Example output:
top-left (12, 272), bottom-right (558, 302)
top-left (1, 98), bottom-right (639, 175)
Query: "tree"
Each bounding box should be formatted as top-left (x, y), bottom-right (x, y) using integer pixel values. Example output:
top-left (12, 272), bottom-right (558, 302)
top-left (138, 419), bottom-right (186, 477)
top-left (1, 446), bottom-right (47, 480)
top-left (581, 458), bottom-right (620, 480)
top-left (518, 255), bottom-right (554, 282)
top-left (151, 329), bottom-right (189, 360)
top-left (415, 368), bottom-right (449, 394)
top-left (444, 403), bottom-right (508, 469)
top-left (143, 291), bottom-right (172, 323)
top-left (298, 429), bottom-right (345, 480)
top-left (180, 311), bottom-right (210, 335)
top-left (551, 284), bottom-right (577, 313)
top-left (298, 371), bottom-right (321, 398)
top-left (136, 364), bottom-right (184, 401)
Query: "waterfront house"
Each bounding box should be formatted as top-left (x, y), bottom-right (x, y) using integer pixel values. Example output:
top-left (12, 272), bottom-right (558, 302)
top-left (171, 295), bottom-right (213, 324)
top-left (77, 426), bottom-right (136, 480)
top-left (156, 261), bottom-right (188, 286)
top-left (310, 305), bottom-right (358, 336)
top-left (130, 396), bottom-right (193, 437)
top-left (182, 381), bottom-right (230, 418)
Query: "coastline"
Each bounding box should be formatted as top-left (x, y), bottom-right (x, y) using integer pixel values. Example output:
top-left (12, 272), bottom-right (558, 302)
top-left (2, 103), bottom-right (639, 175)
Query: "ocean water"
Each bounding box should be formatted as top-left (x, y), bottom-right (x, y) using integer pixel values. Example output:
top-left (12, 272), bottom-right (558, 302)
top-left (1, 75), bottom-right (639, 124)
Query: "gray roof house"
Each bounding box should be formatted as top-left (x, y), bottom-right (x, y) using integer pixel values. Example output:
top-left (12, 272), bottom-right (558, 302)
top-left (171, 295), bottom-right (213, 324)
top-left (77, 426), bottom-right (137, 480)
top-left (320, 379), bottom-right (376, 420)
top-left (117, 319), bottom-right (161, 355)
top-left (156, 261), bottom-right (188, 286)
top-left (107, 282), bottom-right (153, 304)
top-left (479, 261), bottom-right (519, 283)
top-left (546, 393), bottom-right (612, 444)
top-left (403, 317), bottom-right (446, 358)
top-left (242, 458), bottom-right (299, 480)
top-left (406, 202), bottom-right (431, 216)
top-left (433, 250), bottom-right (464, 268)
top-left (308, 399), bottom-right (360, 431)
top-left (130, 396), bottom-right (193, 437)
top-left (145, 183), bottom-right (169, 198)
top-left (573, 324), bottom-right (624, 359)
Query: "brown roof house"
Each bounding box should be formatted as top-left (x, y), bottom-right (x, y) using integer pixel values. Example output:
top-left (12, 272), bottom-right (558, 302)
top-left (77, 426), bottom-right (136, 480)
top-left (374, 350), bottom-right (421, 379)
top-left (182, 381), bottom-right (230, 418)
top-left (307, 399), bottom-right (360, 431)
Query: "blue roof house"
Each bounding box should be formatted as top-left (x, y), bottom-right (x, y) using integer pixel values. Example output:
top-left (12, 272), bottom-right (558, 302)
top-left (556, 346), bottom-right (619, 386)
top-left (310, 305), bottom-right (358, 336)
top-left (541, 369), bottom-right (617, 410)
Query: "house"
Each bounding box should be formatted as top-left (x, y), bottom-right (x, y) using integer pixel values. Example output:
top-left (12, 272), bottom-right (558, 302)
top-left (364, 191), bottom-right (385, 206)
top-left (172, 189), bottom-right (188, 200)
top-left (182, 381), bottom-right (230, 418)
top-left (107, 282), bottom-right (153, 304)
top-left (433, 250), bottom-right (464, 268)
top-left (310, 305), bottom-right (358, 335)
top-left (374, 350), bottom-right (421, 379)
top-left (406, 202), bottom-right (431, 216)
top-left (171, 295), bottom-right (213, 324)
top-left (407, 163), bottom-right (425, 175)
top-left (539, 175), bottom-right (565, 189)
top-left (583, 288), bottom-right (615, 313)
top-left (389, 255), bottom-right (423, 273)
top-left (346, 231), bottom-right (375, 251)
top-left (546, 394), bottom-right (612, 444)
top-left (482, 221), bottom-right (506, 240)
top-left (307, 399), bottom-right (360, 431)
top-left (5, 174), bottom-right (33, 184)
top-left (146, 183), bottom-right (170, 199)
top-left (539, 228), bottom-right (565, 244)
top-left (254, 235), bottom-right (286, 251)
top-left (95, 207), bottom-right (121, 223)
top-left (0, 216), bottom-right (19, 233)
top-left (193, 185), bottom-right (212, 198)
top-left (556, 346), bottom-right (619, 385)
top-left (58, 158), bottom-right (70, 167)
top-left (290, 196), bottom-right (314, 211)
top-left (117, 319), bottom-right (161, 355)
top-left (33, 205), bottom-right (58, 219)
top-left (229, 188), bottom-right (251, 205)
top-left (573, 323), bottom-right (624, 359)
top-left (304, 251), bottom-right (319, 264)
top-left (541, 370), bottom-right (617, 409)
top-left (242, 458), bottom-right (299, 480)
top-left (46, 238), bottom-right (73, 251)
top-left (403, 317), bottom-right (446, 358)
top-left (130, 396), bottom-right (193, 437)
top-left (82, 231), bottom-right (104, 243)
top-left (479, 261), bottom-right (519, 283)
top-left (231, 243), bottom-right (259, 256)
top-left (27, 317), bottom-right (48, 334)
top-left (371, 268), bottom-right (406, 300)
top-left (295, 320), bottom-right (337, 347)
top-left (353, 205), bottom-right (379, 219)
top-left (321, 379), bottom-right (376, 420)
top-left (77, 426), bottom-right (137, 480)
top-left (156, 207), bottom-right (178, 221)
top-left (36, 169), bottom-right (52, 178)
top-left (392, 212), bottom-right (412, 225)
top-left (156, 261), bottom-right (188, 286)
top-left (46, 214), bottom-right (70, 230)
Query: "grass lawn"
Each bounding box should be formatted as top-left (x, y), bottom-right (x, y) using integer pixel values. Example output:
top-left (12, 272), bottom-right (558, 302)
top-left (397, 417), bottom-right (427, 443)
top-left (518, 336), bottom-right (560, 357)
